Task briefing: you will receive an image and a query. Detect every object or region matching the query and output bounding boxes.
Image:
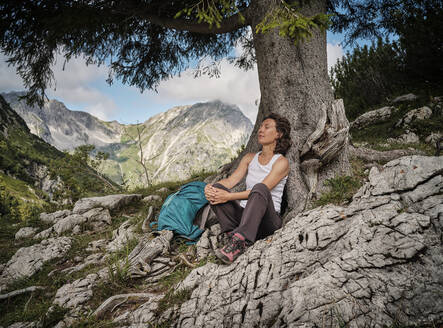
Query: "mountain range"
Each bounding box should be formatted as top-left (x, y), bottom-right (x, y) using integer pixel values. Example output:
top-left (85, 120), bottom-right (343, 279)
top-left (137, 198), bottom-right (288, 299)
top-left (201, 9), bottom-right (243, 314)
top-left (2, 92), bottom-right (253, 188)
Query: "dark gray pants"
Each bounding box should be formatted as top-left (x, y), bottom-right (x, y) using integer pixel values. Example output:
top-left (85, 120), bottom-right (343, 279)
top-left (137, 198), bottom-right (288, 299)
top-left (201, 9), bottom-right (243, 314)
top-left (210, 183), bottom-right (282, 242)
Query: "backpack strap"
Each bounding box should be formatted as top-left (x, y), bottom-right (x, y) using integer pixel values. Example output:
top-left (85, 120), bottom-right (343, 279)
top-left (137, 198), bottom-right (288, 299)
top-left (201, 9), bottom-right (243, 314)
top-left (199, 204), bottom-right (211, 230)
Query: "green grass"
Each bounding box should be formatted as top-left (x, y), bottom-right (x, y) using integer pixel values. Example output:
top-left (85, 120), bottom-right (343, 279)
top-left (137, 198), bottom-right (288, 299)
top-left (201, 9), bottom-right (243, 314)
top-left (0, 173), bottom-right (43, 203)
top-left (350, 94), bottom-right (442, 156)
top-left (0, 261), bottom-right (68, 327)
top-left (70, 316), bottom-right (117, 328)
top-left (154, 288), bottom-right (193, 317)
top-left (314, 175), bottom-right (362, 207)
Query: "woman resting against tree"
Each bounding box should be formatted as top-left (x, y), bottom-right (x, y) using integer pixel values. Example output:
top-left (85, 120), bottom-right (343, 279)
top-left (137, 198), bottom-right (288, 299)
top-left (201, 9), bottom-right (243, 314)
top-left (204, 113), bottom-right (292, 264)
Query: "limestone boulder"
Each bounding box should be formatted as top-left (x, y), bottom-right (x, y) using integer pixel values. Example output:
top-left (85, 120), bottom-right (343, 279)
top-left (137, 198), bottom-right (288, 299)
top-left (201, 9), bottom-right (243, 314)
top-left (387, 130), bottom-right (420, 144)
top-left (392, 93), bottom-right (418, 103)
top-left (141, 195), bottom-right (162, 203)
top-left (0, 237), bottom-right (71, 291)
top-left (169, 155), bottom-right (443, 328)
top-left (53, 270), bottom-right (107, 311)
top-left (396, 106), bottom-right (432, 127)
top-left (350, 106), bottom-right (394, 129)
top-left (72, 194), bottom-right (142, 214)
top-left (14, 227), bottom-right (38, 240)
top-left (40, 210), bottom-right (71, 224)
top-left (425, 132), bottom-right (442, 144)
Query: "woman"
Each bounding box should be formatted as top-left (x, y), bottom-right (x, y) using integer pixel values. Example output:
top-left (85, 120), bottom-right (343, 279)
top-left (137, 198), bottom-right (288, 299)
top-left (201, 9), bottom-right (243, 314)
top-left (204, 113), bottom-right (291, 264)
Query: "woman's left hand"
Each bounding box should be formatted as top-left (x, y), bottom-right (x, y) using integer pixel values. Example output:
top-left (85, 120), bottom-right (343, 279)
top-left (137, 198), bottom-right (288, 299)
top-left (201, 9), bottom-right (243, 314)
top-left (209, 188), bottom-right (231, 205)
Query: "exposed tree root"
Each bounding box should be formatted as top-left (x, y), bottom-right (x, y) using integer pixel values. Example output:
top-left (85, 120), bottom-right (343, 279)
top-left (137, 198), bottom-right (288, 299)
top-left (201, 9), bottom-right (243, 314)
top-left (93, 293), bottom-right (156, 319)
top-left (0, 286), bottom-right (45, 300)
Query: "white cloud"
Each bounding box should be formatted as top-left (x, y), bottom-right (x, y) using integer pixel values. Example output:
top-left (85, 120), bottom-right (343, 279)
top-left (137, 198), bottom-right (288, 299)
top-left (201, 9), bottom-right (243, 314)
top-left (154, 58), bottom-right (260, 123)
top-left (327, 43), bottom-right (344, 71)
top-left (0, 54), bottom-right (25, 91)
top-left (0, 53), bottom-right (117, 120)
top-left (152, 42), bottom-right (344, 123)
top-left (1, 41), bottom-right (344, 123)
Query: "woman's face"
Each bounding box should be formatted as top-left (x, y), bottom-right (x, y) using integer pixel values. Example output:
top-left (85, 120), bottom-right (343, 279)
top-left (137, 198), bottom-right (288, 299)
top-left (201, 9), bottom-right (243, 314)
top-left (258, 118), bottom-right (280, 146)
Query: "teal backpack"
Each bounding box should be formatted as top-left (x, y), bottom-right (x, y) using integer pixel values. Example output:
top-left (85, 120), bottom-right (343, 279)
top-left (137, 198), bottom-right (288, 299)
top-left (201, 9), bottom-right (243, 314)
top-left (150, 181), bottom-right (209, 241)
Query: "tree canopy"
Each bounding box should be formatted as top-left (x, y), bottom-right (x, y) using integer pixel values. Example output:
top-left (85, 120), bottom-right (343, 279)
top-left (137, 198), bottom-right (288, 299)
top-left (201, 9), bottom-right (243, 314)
top-left (2, 0), bottom-right (438, 106)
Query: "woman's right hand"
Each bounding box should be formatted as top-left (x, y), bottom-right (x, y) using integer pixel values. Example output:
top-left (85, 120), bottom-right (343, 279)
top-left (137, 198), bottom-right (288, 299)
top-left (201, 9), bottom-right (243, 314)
top-left (204, 184), bottom-right (216, 203)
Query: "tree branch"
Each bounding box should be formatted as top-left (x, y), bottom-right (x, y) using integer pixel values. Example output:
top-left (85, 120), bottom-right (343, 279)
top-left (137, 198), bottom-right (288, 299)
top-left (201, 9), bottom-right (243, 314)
top-left (141, 7), bottom-right (251, 34)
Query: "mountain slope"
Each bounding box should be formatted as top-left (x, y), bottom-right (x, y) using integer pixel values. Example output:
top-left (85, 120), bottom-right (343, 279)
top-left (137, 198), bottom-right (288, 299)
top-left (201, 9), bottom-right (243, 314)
top-left (2, 91), bottom-right (123, 150)
top-left (3, 92), bottom-right (253, 188)
top-left (0, 94), bottom-right (117, 219)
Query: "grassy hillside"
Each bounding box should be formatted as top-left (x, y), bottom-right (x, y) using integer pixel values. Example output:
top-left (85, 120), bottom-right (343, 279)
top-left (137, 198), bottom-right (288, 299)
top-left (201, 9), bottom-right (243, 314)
top-left (0, 95), bottom-right (118, 222)
top-left (350, 93), bottom-right (442, 154)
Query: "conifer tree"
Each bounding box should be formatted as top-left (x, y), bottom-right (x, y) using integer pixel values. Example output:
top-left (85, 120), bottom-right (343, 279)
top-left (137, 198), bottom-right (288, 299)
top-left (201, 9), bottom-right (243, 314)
top-left (2, 0), bottom-right (438, 213)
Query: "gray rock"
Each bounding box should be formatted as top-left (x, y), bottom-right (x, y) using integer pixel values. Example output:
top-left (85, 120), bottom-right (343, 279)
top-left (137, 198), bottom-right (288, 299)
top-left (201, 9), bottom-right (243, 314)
top-left (52, 214), bottom-right (87, 235)
top-left (106, 220), bottom-right (138, 252)
top-left (113, 294), bottom-right (164, 325)
top-left (350, 106), bottom-right (394, 129)
top-left (196, 224), bottom-right (222, 261)
top-left (15, 227), bottom-right (39, 239)
top-left (7, 322), bottom-right (37, 328)
top-left (86, 239), bottom-right (108, 252)
top-left (141, 195), bottom-right (162, 203)
top-left (73, 194), bottom-right (142, 214)
top-left (0, 237), bottom-right (71, 291)
top-left (82, 207), bottom-right (112, 230)
top-left (392, 93), bottom-right (418, 103)
top-left (196, 230), bottom-right (211, 261)
top-left (72, 225), bottom-right (82, 235)
top-left (425, 132), bottom-right (442, 144)
top-left (53, 272), bottom-right (102, 310)
top-left (32, 229), bottom-right (51, 240)
top-left (40, 210), bottom-right (71, 224)
top-left (156, 187), bottom-right (170, 194)
top-left (367, 156), bottom-right (443, 196)
top-left (170, 156), bottom-right (443, 328)
top-left (36, 207), bottom-right (113, 239)
top-left (387, 130), bottom-right (420, 144)
top-left (126, 230), bottom-right (173, 278)
top-left (396, 106), bottom-right (432, 127)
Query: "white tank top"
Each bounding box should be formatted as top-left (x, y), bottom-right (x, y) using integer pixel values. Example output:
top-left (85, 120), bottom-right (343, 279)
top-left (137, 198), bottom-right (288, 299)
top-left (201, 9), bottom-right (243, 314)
top-left (239, 152), bottom-right (287, 213)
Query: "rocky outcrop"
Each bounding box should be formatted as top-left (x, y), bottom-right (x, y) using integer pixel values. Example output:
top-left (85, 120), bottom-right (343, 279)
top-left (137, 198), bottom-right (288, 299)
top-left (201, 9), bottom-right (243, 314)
top-left (14, 227), bottom-right (39, 240)
top-left (3, 154), bottom-right (442, 328)
top-left (34, 194), bottom-right (140, 239)
top-left (387, 130), bottom-right (420, 144)
top-left (350, 106), bottom-right (394, 129)
top-left (1, 91), bottom-right (123, 150)
top-left (396, 106), bottom-right (433, 128)
top-left (27, 163), bottom-right (64, 201)
top-left (72, 194), bottom-right (142, 214)
top-left (169, 156), bottom-right (443, 328)
top-left (392, 93), bottom-right (419, 103)
top-left (0, 237), bottom-right (72, 291)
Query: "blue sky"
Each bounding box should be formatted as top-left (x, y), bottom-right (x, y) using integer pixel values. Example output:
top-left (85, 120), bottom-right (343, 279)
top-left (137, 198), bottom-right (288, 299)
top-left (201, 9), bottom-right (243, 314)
top-left (0, 30), bottom-right (351, 125)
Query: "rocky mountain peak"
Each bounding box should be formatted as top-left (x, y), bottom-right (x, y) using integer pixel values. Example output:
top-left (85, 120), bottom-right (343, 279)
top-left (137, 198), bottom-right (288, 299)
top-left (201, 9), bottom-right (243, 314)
top-left (2, 92), bottom-right (253, 187)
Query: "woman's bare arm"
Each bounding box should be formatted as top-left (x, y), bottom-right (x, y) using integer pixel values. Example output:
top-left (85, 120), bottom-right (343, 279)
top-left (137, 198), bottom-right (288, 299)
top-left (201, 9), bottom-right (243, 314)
top-left (216, 153), bottom-right (255, 189)
top-left (261, 156), bottom-right (290, 190)
top-left (205, 153), bottom-right (254, 203)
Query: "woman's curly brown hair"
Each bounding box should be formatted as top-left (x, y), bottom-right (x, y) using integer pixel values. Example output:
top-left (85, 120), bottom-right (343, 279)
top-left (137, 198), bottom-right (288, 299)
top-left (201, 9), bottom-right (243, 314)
top-left (263, 113), bottom-right (292, 155)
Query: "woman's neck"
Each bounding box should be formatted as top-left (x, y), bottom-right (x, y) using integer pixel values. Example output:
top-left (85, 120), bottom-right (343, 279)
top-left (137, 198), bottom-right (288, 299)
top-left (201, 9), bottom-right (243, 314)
top-left (261, 144), bottom-right (275, 157)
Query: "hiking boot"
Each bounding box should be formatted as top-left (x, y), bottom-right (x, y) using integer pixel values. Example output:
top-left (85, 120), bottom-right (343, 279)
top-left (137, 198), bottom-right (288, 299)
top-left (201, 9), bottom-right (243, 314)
top-left (215, 232), bottom-right (247, 264)
top-left (218, 231), bottom-right (233, 247)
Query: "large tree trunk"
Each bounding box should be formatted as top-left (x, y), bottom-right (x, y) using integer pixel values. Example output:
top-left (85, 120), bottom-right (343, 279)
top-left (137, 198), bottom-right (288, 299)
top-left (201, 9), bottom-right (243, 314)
top-left (242, 0), bottom-right (350, 215)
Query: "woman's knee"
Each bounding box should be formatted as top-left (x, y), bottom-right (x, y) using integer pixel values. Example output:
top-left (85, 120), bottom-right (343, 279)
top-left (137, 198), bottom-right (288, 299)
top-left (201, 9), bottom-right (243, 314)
top-left (250, 183), bottom-right (271, 200)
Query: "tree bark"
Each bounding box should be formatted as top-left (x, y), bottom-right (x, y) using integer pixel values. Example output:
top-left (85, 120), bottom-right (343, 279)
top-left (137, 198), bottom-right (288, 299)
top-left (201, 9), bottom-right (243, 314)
top-left (241, 0), bottom-right (350, 214)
